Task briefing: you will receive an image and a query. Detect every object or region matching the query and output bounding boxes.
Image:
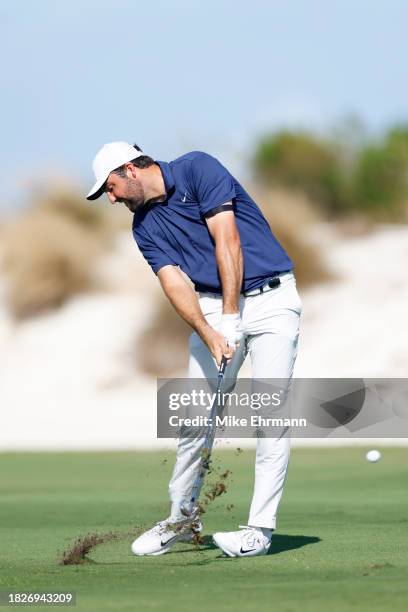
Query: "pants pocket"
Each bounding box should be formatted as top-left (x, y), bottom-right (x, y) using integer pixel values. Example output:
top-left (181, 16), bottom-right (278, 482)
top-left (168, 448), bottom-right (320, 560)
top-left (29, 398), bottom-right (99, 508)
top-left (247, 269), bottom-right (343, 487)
top-left (198, 296), bottom-right (223, 319)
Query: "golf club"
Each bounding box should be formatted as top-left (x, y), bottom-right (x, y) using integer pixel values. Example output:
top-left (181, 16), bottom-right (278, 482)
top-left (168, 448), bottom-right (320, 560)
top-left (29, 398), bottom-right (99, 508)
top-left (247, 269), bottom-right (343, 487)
top-left (180, 355), bottom-right (228, 520)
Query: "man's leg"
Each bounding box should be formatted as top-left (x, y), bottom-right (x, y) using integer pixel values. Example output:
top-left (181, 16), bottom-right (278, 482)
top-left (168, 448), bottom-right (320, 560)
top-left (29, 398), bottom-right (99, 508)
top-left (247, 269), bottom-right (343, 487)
top-left (132, 295), bottom-right (246, 556)
top-left (213, 277), bottom-right (302, 556)
top-left (246, 279), bottom-right (301, 529)
top-left (168, 309), bottom-right (246, 522)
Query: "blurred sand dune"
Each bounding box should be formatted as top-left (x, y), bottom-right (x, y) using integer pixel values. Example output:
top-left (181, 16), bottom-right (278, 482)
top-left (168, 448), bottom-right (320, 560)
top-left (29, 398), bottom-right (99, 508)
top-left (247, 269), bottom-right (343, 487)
top-left (294, 223), bottom-right (408, 377)
top-left (0, 223), bottom-right (407, 450)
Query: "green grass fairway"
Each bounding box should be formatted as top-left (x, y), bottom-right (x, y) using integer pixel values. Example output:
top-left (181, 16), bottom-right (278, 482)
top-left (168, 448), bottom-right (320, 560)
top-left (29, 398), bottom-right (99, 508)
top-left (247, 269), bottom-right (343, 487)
top-left (0, 448), bottom-right (407, 612)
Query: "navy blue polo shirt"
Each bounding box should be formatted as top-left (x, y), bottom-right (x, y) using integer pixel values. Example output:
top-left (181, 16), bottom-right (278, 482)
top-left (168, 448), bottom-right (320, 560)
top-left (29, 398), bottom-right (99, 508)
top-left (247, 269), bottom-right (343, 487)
top-left (132, 151), bottom-right (293, 294)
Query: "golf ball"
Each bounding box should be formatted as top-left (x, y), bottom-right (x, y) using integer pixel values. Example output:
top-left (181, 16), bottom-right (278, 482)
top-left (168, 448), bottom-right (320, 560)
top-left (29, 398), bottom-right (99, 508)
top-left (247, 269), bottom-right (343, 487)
top-left (366, 449), bottom-right (381, 463)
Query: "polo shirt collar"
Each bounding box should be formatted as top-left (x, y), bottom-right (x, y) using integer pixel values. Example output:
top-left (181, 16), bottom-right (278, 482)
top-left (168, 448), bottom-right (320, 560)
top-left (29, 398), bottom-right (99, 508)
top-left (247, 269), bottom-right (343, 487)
top-left (155, 161), bottom-right (175, 196)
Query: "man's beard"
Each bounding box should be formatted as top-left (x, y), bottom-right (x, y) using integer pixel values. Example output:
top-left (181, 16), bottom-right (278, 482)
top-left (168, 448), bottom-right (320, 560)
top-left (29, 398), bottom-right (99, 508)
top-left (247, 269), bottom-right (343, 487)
top-left (119, 179), bottom-right (146, 212)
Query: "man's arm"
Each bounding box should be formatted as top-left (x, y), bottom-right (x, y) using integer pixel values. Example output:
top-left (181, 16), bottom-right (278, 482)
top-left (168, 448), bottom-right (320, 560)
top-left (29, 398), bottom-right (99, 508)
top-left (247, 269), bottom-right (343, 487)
top-left (204, 207), bottom-right (244, 357)
top-left (205, 208), bottom-right (243, 314)
top-left (157, 265), bottom-right (231, 365)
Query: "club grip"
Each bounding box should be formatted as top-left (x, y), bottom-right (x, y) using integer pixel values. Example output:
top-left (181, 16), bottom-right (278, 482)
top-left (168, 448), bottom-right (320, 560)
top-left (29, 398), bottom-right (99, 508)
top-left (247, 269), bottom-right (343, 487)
top-left (219, 355), bottom-right (228, 377)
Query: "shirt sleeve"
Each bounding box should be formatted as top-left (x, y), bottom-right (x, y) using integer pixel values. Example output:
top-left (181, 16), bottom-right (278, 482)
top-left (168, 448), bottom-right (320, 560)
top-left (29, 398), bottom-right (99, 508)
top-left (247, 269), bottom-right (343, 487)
top-left (190, 152), bottom-right (236, 217)
top-left (133, 224), bottom-right (177, 275)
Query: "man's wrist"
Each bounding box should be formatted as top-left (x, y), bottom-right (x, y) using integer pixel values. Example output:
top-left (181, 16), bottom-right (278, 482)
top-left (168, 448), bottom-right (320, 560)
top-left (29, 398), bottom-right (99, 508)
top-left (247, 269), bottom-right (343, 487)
top-left (222, 306), bottom-right (240, 315)
top-left (195, 319), bottom-right (211, 339)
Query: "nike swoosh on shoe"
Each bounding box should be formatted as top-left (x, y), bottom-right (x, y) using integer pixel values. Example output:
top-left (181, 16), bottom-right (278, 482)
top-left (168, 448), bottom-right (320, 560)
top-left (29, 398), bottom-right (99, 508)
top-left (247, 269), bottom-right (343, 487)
top-left (160, 535), bottom-right (179, 547)
top-left (239, 547), bottom-right (256, 554)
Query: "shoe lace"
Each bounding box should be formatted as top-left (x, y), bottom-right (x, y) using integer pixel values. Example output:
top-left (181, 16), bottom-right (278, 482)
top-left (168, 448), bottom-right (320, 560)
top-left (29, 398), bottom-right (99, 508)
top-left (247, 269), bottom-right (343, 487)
top-left (238, 525), bottom-right (263, 547)
top-left (154, 517), bottom-right (199, 536)
top-left (153, 519), bottom-right (174, 535)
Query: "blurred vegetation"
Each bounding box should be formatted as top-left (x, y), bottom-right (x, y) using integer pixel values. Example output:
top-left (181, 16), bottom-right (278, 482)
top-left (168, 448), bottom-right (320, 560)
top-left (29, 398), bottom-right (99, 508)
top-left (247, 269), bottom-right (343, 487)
top-left (253, 122), bottom-right (408, 222)
top-left (1, 187), bottom-right (117, 319)
top-left (2, 116), bottom-right (407, 343)
top-left (256, 188), bottom-right (332, 287)
top-left (34, 185), bottom-right (130, 234)
top-left (351, 127), bottom-right (408, 221)
top-left (2, 212), bottom-right (101, 318)
top-left (254, 131), bottom-right (345, 216)
top-left (38, 189), bottom-right (109, 235)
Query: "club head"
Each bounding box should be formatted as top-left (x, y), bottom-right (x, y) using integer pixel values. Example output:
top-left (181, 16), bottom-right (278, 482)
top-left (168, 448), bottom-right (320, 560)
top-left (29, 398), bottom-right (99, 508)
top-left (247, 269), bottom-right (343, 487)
top-left (180, 503), bottom-right (198, 520)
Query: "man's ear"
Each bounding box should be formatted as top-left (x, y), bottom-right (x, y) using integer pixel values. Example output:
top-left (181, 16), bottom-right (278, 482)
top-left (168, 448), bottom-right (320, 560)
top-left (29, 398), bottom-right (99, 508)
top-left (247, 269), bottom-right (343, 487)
top-left (125, 163), bottom-right (137, 179)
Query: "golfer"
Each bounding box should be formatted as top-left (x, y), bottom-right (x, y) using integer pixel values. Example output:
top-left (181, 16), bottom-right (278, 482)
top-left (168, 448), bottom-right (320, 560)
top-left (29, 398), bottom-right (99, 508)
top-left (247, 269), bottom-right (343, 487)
top-left (87, 141), bottom-right (302, 557)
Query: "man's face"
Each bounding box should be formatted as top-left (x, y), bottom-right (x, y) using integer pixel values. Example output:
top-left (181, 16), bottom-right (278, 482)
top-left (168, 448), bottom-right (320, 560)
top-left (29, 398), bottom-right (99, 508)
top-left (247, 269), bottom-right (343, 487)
top-left (105, 167), bottom-right (145, 212)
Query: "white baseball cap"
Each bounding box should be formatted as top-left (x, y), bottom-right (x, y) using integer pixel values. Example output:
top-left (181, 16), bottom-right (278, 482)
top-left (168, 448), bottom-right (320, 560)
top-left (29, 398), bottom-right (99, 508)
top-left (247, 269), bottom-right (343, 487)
top-left (86, 141), bottom-right (148, 200)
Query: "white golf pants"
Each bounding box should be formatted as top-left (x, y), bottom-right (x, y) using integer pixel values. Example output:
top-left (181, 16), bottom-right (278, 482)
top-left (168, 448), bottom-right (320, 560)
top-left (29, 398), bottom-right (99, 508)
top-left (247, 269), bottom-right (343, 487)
top-left (168, 271), bottom-right (302, 529)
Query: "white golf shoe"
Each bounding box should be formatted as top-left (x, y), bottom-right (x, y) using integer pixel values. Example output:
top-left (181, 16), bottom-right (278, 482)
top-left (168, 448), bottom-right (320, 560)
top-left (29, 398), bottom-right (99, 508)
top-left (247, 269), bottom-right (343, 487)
top-left (131, 517), bottom-right (202, 556)
top-left (212, 525), bottom-right (272, 557)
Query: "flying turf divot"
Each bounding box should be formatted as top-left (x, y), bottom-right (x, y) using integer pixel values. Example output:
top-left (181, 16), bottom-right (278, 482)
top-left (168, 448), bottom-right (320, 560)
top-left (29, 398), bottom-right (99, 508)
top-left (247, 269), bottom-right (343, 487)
top-left (59, 527), bottom-right (143, 565)
top-left (162, 456), bottom-right (233, 546)
top-left (59, 448), bottom-right (240, 564)
top-left (59, 467), bottom-right (233, 563)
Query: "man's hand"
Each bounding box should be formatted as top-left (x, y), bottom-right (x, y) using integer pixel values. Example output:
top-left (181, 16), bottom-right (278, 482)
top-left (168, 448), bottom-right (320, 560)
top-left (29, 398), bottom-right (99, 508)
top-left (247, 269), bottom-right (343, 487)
top-left (220, 313), bottom-right (243, 348)
top-left (200, 325), bottom-right (234, 366)
top-left (200, 314), bottom-right (243, 366)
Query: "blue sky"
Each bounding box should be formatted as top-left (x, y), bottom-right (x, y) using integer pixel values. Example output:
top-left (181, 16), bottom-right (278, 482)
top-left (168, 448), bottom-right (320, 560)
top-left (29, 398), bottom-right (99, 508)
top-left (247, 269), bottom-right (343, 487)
top-left (2, 0), bottom-right (408, 212)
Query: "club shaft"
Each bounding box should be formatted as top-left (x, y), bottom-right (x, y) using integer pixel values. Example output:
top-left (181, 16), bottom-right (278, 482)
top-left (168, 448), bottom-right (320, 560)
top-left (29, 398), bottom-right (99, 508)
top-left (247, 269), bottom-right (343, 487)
top-left (185, 356), bottom-right (228, 513)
